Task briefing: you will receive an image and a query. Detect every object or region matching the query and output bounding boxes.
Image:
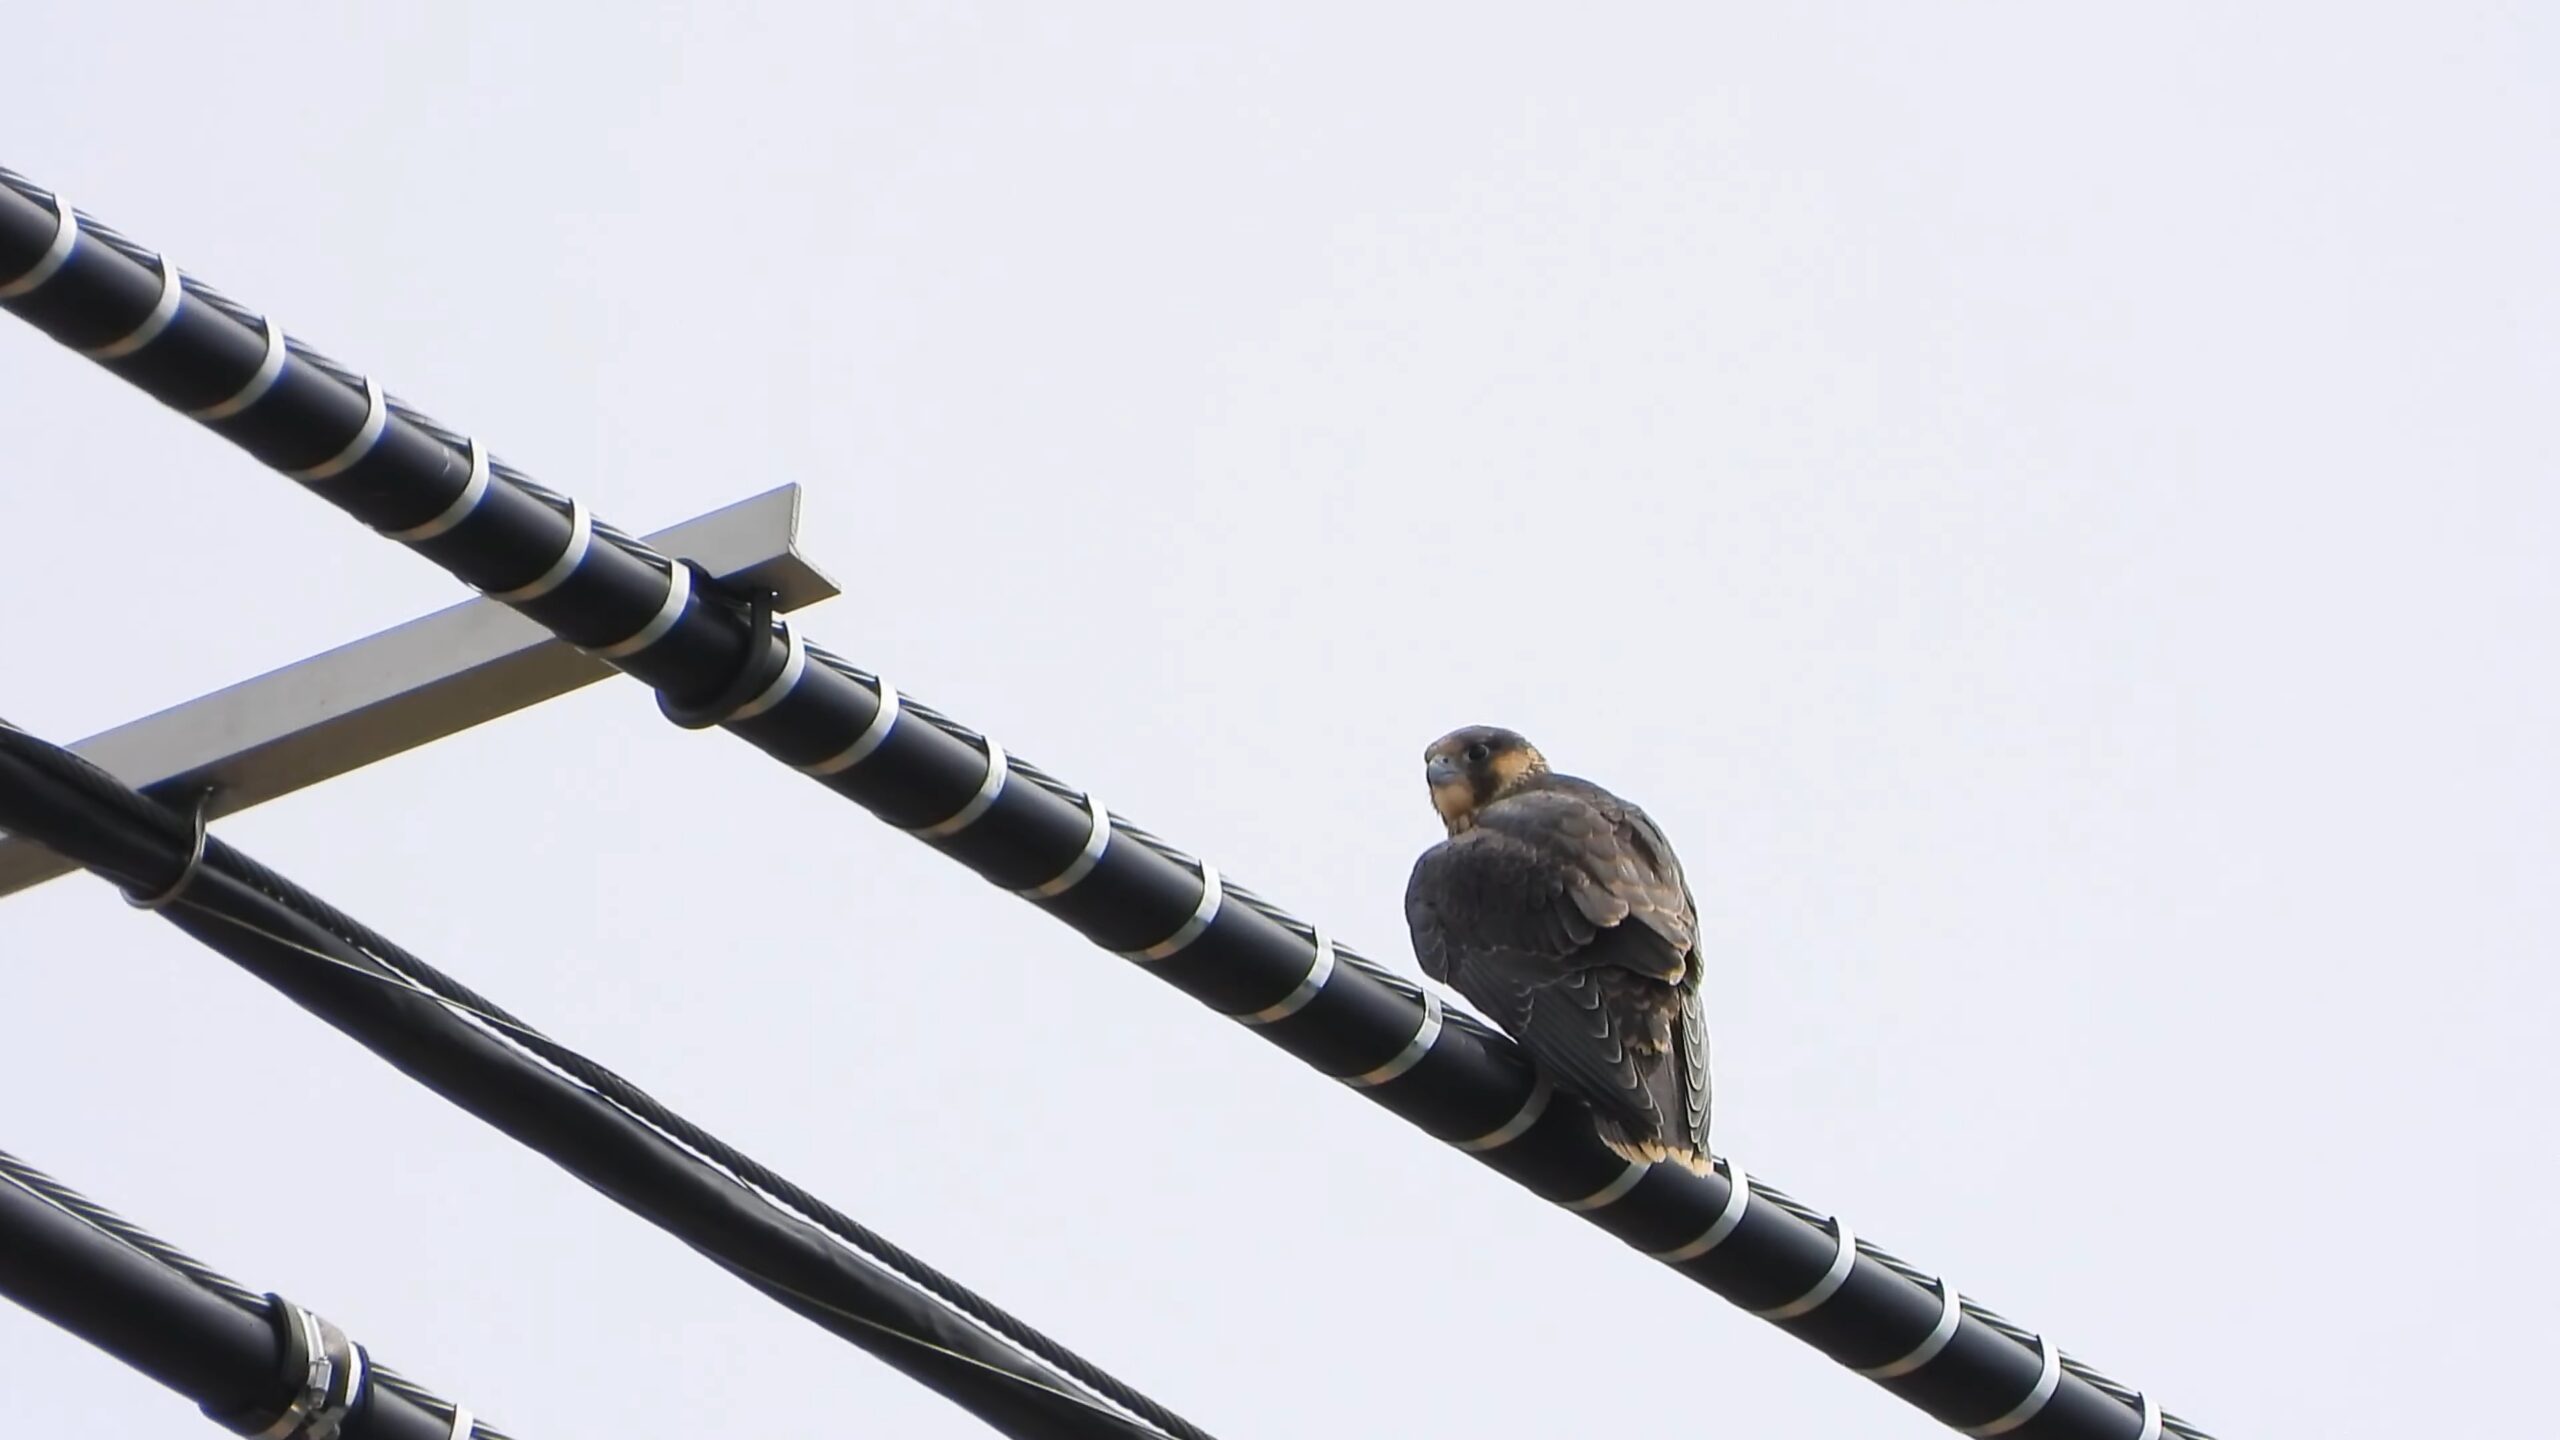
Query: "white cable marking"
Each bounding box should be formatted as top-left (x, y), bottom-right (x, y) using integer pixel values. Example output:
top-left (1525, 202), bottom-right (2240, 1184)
top-left (1756, 1219), bottom-right (1857, 1320)
top-left (1649, 1163), bottom-right (1750, 1262)
top-left (287, 375), bottom-right (387, 481)
top-left (799, 681), bottom-right (901, 775)
top-left (592, 559), bottom-right (691, 659)
top-left (188, 314), bottom-right (284, 419)
top-left (0, 194), bottom-right (76, 299)
top-left (339, 1344), bottom-right (370, 1424)
top-left (386, 439), bottom-right (490, 541)
top-left (1344, 992), bottom-right (1441, 1087)
top-left (1561, 1158), bottom-right (1649, 1213)
top-left (913, 742), bottom-right (1009, 839)
top-left (1960, 1335), bottom-right (2060, 1436)
top-left (1122, 864), bottom-right (1221, 961)
top-left (1019, 794), bottom-right (1110, 897)
top-left (488, 499), bottom-right (591, 602)
top-left (1454, 1075), bottom-right (1551, 1152)
top-left (1858, 1279), bottom-right (1962, 1379)
top-left (83, 253), bottom-right (182, 358)
top-left (727, 624), bottom-right (806, 723)
top-left (1239, 932), bottom-right (1334, 1025)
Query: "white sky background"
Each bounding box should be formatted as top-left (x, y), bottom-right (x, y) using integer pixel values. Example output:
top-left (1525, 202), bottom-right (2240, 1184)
top-left (2, 6), bottom-right (2553, 1436)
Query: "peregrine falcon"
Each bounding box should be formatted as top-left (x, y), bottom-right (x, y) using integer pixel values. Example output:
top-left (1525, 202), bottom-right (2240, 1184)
top-left (1403, 726), bottom-right (1711, 1175)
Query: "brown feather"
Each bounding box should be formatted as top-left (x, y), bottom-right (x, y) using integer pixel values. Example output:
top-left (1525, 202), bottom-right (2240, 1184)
top-left (1406, 732), bottom-right (1711, 1174)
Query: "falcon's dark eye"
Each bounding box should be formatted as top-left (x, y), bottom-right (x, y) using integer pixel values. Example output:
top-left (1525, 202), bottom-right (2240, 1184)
top-left (1464, 742), bottom-right (1491, 764)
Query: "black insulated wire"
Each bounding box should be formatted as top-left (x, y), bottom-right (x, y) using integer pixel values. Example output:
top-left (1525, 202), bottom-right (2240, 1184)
top-left (0, 725), bottom-right (1196, 1440)
top-left (0, 1148), bottom-right (500, 1440)
top-left (0, 718), bottom-right (1203, 1440)
top-left (0, 1150), bottom-right (500, 1435)
top-left (0, 169), bottom-right (2199, 1440)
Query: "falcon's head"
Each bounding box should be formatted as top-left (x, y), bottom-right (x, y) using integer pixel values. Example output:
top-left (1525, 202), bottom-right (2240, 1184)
top-left (1423, 726), bottom-right (1548, 834)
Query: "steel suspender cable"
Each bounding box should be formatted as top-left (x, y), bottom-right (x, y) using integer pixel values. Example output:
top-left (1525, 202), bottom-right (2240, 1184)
top-left (0, 727), bottom-right (1194, 1440)
top-left (0, 171), bottom-right (2196, 1440)
top-left (0, 1146), bottom-right (502, 1440)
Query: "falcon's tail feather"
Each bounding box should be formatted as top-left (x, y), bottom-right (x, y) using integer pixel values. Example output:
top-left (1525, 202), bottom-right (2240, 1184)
top-left (1566, 973), bottom-right (1710, 1178)
top-left (1593, 1113), bottom-right (1713, 1177)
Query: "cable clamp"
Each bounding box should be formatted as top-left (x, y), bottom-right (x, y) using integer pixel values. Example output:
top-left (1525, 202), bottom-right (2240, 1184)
top-left (124, 786), bottom-right (214, 911)
top-left (657, 564), bottom-right (789, 729)
top-left (205, 1293), bottom-right (368, 1440)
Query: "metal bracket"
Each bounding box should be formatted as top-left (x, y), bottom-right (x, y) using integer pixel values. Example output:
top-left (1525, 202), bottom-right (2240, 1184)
top-left (0, 485), bottom-right (835, 899)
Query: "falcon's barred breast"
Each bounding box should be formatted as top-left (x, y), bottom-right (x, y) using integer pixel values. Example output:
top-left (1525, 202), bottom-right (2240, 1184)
top-left (1403, 726), bottom-right (1711, 1174)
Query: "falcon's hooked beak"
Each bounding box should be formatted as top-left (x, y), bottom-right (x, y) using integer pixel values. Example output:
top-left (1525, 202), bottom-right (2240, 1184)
top-left (1422, 725), bottom-right (1544, 835)
top-left (1426, 752), bottom-right (1478, 833)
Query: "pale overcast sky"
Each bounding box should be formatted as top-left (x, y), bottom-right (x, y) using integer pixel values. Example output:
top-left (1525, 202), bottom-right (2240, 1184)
top-left (3, 6), bottom-right (2553, 1437)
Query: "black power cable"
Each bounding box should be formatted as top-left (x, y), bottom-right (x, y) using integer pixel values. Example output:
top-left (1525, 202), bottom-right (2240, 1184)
top-left (0, 726), bottom-right (1193, 1440)
top-left (0, 1150), bottom-right (513, 1440)
top-left (0, 171), bottom-right (2196, 1440)
top-left (0, 1146), bottom-right (497, 1439)
top-left (0, 715), bottom-right (1208, 1440)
